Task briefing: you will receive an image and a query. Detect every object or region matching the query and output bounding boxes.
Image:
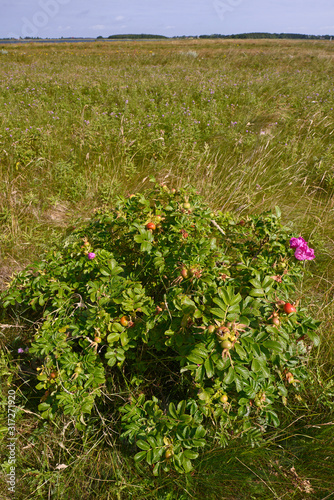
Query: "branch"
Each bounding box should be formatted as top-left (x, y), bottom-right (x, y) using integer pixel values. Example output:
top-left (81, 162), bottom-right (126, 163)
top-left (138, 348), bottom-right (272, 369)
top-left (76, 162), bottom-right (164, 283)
top-left (210, 219), bottom-right (225, 236)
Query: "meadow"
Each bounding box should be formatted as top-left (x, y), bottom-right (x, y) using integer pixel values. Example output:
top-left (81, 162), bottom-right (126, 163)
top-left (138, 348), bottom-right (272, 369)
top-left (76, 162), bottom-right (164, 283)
top-left (0, 38), bottom-right (334, 499)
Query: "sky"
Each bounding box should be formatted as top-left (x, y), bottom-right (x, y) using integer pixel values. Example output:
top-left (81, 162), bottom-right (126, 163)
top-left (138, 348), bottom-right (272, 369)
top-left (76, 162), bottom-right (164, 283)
top-left (2, 0), bottom-right (334, 39)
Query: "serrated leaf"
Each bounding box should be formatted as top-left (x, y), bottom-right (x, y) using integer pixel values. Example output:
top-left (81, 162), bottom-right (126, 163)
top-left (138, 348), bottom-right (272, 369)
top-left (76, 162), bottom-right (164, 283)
top-left (235, 365), bottom-right (250, 379)
top-left (234, 343), bottom-right (247, 359)
top-left (216, 357), bottom-right (231, 371)
top-left (235, 376), bottom-right (243, 392)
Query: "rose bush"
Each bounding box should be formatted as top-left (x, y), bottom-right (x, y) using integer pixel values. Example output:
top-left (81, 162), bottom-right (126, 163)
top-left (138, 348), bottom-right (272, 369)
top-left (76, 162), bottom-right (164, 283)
top-left (1, 180), bottom-right (320, 474)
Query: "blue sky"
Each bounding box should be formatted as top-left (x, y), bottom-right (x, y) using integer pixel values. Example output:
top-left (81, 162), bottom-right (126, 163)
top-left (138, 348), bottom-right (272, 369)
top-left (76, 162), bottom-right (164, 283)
top-left (2, 0), bottom-right (334, 39)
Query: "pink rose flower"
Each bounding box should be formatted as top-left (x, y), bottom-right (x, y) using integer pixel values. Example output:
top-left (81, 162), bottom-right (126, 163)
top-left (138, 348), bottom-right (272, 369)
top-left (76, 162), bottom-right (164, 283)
top-left (88, 252), bottom-right (96, 260)
top-left (289, 237), bottom-right (307, 249)
top-left (289, 237), bottom-right (315, 261)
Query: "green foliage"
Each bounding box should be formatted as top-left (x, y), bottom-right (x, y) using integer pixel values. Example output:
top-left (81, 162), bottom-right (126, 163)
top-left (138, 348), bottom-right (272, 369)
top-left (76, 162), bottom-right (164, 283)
top-left (1, 182), bottom-right (320, 474)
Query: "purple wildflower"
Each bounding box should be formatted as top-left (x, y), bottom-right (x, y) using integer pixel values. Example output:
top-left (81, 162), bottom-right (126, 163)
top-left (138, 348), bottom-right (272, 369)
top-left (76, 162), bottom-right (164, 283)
top-left (88, 252), bottom-right (96, 260)
top-left (18, 348), bottom-right (24, 353)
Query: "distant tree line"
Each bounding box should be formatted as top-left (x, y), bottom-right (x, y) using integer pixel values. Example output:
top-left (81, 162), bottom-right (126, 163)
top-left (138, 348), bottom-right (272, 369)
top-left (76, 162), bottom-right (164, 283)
top-left (107, 34), bottom-right (168, 39)
top-left (197, 33), bottom-right (333, 40)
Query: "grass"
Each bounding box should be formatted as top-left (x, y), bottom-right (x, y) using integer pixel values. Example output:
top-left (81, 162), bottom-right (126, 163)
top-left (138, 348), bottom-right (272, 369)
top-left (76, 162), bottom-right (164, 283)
top-left (0, 38), bottom-right (334, 499)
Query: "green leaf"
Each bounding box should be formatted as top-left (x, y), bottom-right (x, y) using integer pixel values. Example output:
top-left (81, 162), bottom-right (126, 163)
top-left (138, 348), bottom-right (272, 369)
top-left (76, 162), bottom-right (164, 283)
top-left (38, 402), bottom-right (50, 412)
top-left (136, 439), bottom-right (151, 451)
top-left (218, 287), bottom-right (230, 305)
top-left (147, 436), bottom-right (157, 448)
top-left (153, 462), bottom-right (161, 476)
top-left (224, 367), bottom-right (235, 384)
top-left (180, 364), bottom-right (199, 373)
top-left (177, 400), bottom-right (186, 415)
top-left (141, 241), bottom-right (152, 252)
top-left (227, 303), bottom-right (240, 314)
top-left (107, 356), bottom-right (116, 367)
top-left (107, 332), bottom-right (120, 344)
top-left (306, 331), bottom-right (320, 346)
top-left (120, 331), bottom-right (129, 347)
top-left (134, 450), bottom-right (147, 462)
top-left (179, 414), bottom-right (192, 424)
top-left (235, 365), bottom-right (250, 379)
top-left (235, 343), bottom-right (247, 359)
top-left (211, 307), bottom-right (226, 320)
top-left (249, 278), bottom-right (262, 289)
top-left (263, 340), bottom-right (283, 353)
top-left (204, 357), bottom-right (214, 378)
top-left (183, 450), bottom-right (199, 460)
top-left (192, 439), bottom-right (206, 447)
top-left (266, 410), bottom-right (280, 427)
top-left (169, 402), bottom-right (178, 419)
top-left (187, 353), bottom-right (203, 365)
top-left (235, 376), bottom-right (243, 392)
top-left (182, 457), bottom-right (193, 473)
top-left (195, 425), bottom-right (206, 438)
top-left (249, 288), bottom-right (265, 297)
top-left (212, 297), bottom-right (227, 310)
top-left (230, 293), bottom-right (242, 306)
top-left (251, 358), bottom-right (262, 372)
top-left (216, 357), bottom-right (231, 371)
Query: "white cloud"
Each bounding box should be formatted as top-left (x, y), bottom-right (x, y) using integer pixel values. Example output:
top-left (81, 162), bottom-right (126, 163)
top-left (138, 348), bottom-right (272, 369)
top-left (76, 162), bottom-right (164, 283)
top-left (90, 24), bottom-right (106, 30)
top-left (115, 15), bottom-right (125, 21)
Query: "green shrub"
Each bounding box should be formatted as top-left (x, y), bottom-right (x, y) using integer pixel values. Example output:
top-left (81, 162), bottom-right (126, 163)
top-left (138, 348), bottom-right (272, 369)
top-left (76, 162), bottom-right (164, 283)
top-left (1, 181), bottom-right (320, 475)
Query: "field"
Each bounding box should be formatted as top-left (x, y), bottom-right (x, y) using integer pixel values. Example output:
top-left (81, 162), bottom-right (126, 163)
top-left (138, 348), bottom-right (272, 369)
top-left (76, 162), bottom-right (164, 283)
top-left (0, 38), bottom-right (334, 499)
